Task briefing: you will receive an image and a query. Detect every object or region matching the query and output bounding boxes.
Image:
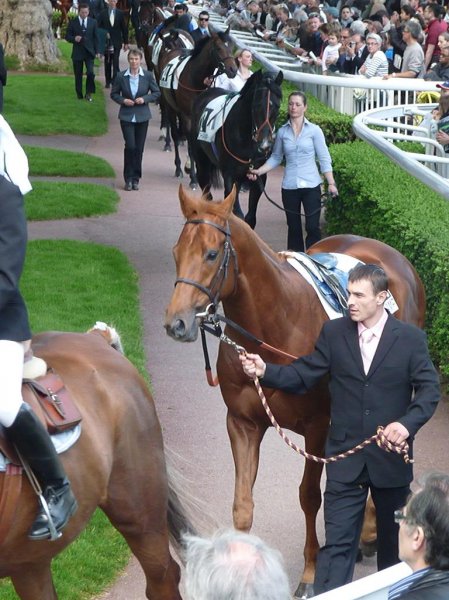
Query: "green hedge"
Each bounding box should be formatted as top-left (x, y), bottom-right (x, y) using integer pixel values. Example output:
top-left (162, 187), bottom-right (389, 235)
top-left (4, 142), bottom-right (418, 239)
top-left (277, 80), bottom-right (355, 144)
top-left (326, 140), bottom-right (449, 377)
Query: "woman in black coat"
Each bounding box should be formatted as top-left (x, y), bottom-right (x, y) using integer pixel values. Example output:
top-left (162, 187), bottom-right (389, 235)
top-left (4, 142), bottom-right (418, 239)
top-left (111, 48), bottom-right (161, 190)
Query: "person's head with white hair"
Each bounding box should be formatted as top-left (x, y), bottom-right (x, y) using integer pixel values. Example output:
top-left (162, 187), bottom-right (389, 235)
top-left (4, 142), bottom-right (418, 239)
top-left (184, 529), bottom-right (291, 600)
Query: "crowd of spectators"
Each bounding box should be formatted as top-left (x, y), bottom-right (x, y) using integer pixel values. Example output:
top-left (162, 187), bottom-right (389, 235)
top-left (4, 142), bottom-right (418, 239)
top-left (206, 0), bottom-right (449, 80)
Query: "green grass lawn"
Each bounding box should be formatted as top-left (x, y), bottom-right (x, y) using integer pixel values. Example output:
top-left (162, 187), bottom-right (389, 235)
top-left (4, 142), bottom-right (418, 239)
top-left (25, 146), bottom-right (115, 178)
top-left (26, 182), bottom-right (119, 220)
top-left (4, 74), bottom-right (107, 136)
top-left (0, 239), bottom-right (147, 598)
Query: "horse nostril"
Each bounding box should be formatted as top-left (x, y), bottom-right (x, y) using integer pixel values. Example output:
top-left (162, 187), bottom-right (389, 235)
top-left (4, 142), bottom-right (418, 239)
top-left (173, 318), bottom-right (186, 338)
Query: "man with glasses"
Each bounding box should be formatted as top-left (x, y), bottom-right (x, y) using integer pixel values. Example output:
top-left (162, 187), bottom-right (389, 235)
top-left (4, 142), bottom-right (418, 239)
top-left (388, 472), bottom-right (449, 599)
top-left (341, 32), bottom-right (368, 74)
top-left (192, 10), bottom-right (212, 43)
top-left (384, 20), bottom-right (424, 79)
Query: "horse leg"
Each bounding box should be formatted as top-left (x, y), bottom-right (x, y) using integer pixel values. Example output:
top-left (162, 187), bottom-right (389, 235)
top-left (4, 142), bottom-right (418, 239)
top-left (10, 561), bottom-right (57, 600)
top-left (168, 110), bottom-right (183, 178)
top-left (101, 439), bottom-right (181, 599)
top-left (245, 174), bottom-right (265, 229)
top-left (227, 411), bottom-right (267, 531)
top-left (294, 418), bottom-right (328, 599)
top-left (224, 176), bottom-right (244, 220)
top-left (187, 139), bottom-right (198, 190)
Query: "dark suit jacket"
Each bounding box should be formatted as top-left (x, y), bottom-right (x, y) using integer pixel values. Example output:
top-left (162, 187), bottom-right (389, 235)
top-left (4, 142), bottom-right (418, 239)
top-left (191, 28), bottom-right (210, 44)
top-left (65, 16), bottom-right (99, 60)
top-left (97, 7), bottom-right (128, 49)
top-left (342, 45), bottom-right (370, 75)
top-left (0, 175), bottom-right (31, 341)
top-left (262, 314), bottom-right (440, 487)
top-left (111, 70), bottom-right (161, 122)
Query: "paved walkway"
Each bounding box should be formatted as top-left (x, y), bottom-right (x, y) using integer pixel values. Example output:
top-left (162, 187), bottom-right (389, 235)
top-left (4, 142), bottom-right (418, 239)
top-left (23, 60), bottom-right (449, 600)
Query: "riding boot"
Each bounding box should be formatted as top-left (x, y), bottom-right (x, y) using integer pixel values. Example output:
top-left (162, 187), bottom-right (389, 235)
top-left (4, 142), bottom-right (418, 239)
top-left (6, 403), bottom-right (78, 540)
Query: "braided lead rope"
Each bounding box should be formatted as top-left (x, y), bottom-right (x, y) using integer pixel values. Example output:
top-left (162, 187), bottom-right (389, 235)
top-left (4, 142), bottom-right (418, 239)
top-left (221, 330), bottom-right (414, 465)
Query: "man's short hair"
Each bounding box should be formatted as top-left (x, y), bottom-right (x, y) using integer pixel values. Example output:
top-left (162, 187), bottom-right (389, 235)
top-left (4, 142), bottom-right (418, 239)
top-left (79, 3), bottom-right (89, 9)
top-left (184, 529), bottom-right (291, 600)
top-left (401, 4), bottom-right (415, 17)
top-left (348, 264), bottom-right (388, 295)
top-left (404, 20), bottom-right (422, 39)
top-left (406, 472), bottom-right (449, 570)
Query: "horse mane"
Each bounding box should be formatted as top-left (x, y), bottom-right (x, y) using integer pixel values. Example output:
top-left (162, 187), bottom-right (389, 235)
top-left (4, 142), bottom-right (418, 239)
top-left (189, 30), bottom-right (231, 59)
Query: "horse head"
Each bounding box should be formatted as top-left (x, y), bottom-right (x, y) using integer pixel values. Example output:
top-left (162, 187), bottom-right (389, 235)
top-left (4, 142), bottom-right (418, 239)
top-left (165, 185), bottom-right (239, 342)
top-left (209, 29), bottom-right (238, 79)
top-left (248, 70), bottom-right (283, 162)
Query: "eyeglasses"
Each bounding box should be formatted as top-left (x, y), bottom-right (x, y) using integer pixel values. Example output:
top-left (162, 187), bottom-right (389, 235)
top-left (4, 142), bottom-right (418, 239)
top-left (199, 17), bottom-right (209, 21)
top-left (394, 509), bottom-right (412, 525)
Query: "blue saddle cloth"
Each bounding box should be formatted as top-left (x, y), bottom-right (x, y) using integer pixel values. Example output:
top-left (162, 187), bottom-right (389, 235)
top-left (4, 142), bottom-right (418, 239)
top-left (299, 253), bottom-right (349, 315)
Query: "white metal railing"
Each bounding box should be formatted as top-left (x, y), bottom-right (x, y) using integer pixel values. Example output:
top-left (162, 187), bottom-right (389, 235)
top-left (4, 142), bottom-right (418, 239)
top-left (353, 104), bottom-right (449, 198)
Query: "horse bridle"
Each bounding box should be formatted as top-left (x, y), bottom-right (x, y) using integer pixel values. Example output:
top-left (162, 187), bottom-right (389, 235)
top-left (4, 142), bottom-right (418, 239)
top-left (176, 40), bottom-right (236, 94)
top-left (221, 85), bottom-right (275, 165)
top-left (174, 218), bottom-right (238, 306)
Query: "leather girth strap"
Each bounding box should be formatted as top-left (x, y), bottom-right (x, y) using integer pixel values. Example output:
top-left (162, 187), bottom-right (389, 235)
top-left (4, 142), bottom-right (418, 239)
top-left (0, 464), bottom-right (22, 545)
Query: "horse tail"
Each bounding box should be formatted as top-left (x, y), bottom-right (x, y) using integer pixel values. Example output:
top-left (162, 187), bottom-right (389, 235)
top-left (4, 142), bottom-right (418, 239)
top-left (209, 165), bottom-right (222, 190)
top-left (165, 455), bottom-right (218, 562)
top-left (87, 322), bottom-right (125, 354)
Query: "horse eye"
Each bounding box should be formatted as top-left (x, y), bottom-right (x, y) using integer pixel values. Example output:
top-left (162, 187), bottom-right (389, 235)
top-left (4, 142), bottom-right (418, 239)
top-left (206, 250), bottom-right (219, 262)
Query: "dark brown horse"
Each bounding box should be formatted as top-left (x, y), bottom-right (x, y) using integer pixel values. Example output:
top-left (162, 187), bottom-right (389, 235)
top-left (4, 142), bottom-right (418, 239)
top-left (158, 30), bottom-right (237, 188)
top-left (0, 327), bottom-right (194, 600)
top-left (164, 187), bottom-right (425, 598)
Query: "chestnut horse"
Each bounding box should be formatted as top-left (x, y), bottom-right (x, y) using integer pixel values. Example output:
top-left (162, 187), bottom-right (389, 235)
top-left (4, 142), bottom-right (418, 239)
top-left (0, 328), bottom-right (194, 600)
top-left (164, 187), bottom-right (425, 598)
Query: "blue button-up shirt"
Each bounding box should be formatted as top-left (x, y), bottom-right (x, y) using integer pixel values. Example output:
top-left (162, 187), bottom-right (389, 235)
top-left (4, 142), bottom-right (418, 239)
top-left (264, 118), bottom-right (333, 189)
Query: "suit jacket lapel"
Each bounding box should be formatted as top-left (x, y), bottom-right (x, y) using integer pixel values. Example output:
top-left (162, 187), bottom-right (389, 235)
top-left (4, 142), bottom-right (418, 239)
top-left (367, 315), bottom-right (398, 378)
top-left (344, 319), bottom-right (365, 376)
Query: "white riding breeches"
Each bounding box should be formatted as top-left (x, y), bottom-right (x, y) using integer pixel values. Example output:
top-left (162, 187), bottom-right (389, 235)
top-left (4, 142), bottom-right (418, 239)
top-left (0, 340), bottom-right (25, 427)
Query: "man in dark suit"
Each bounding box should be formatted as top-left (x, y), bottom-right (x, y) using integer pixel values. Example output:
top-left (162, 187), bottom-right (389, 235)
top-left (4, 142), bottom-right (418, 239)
top-left (97, 0), bottom-right (129, 88)
top-left (87, 0), bottom-right (106, 20)
top-left (240, 263), bottom-right (440, 595)
top-left (191, 10), bottom-right (211, 45)
top-left (65, 3), bottom-right (100, 101)
top-left (341, 32), bottom-right (369, 74)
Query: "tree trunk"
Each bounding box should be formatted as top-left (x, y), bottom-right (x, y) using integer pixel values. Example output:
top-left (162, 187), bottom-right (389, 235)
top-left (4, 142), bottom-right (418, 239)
top-left (0, 0), bottom-right (59, 67)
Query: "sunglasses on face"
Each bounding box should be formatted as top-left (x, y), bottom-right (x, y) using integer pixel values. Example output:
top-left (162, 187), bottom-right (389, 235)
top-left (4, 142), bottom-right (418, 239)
top-left (200, 17), bottom-right (209, 21)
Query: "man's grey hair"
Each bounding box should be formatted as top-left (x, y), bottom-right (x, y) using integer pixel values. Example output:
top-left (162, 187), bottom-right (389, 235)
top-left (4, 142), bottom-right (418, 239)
top-left (350, 19), bottom-right (367, 35)
top-left (184, 529), bottom-right (291, 600)
top-left (403, 20), bottom-right (422, 40)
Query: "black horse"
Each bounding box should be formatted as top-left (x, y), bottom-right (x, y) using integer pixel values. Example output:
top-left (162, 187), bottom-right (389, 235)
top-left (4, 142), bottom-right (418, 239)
top-left (190, 69), bottom-right (283, 222)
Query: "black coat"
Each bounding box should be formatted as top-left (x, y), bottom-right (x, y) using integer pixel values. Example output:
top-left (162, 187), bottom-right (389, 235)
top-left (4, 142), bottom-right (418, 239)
top-left (65, 16), bottom-right (99, 60)
top-left (97, 7), bottom-right (128, 49)
top-left (111, 70), bottom-right (161, 123)
top-left (263, 314), bottom-right (440, 487)
top-left (398, 569), bottom-right (449, 599)
top-left (0, 175), bottom-right (31, 341)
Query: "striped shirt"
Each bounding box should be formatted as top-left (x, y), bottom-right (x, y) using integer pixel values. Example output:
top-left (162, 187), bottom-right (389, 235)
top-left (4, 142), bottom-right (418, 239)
top-left (363, 50), bottom-right (389, 78)
top-left (388, 567), bottom-right (430, 599)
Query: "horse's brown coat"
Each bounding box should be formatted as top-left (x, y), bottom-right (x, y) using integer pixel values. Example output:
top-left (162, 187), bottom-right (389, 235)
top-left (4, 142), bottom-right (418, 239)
top-left (164, 187), bottom-right (425, 594)
top-left (0, 331), bottom-right (188, 600)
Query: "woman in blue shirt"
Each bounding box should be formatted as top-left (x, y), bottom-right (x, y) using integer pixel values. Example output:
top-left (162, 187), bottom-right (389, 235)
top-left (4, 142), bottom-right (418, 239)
top-left (248, 91), bottom-right (338, 252)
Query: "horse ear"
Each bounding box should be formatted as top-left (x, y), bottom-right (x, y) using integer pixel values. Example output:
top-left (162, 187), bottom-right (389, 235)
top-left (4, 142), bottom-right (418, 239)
top-left (222, 185), bottom-right (237, 217)
top-left (179, 184), bottom-right (200, 219)
top-left (275, 70), bottom-right (283, 85)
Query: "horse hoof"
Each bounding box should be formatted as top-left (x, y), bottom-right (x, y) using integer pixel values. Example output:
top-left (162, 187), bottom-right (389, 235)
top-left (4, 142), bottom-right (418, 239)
top-left (175, 171), bottom-right (183, 179)
top-left (158, 134), bottom-right (165, 142)
top-left (360, 539), bottom-right (377, 558)
top-left (244, 215), bottom-right (256, 229)
top-left (294, 582), bottom-right (314, 599)
top-left (189, 183), bottom-right (198, 190)
top-left (164, 145), bottom-right (172, 152)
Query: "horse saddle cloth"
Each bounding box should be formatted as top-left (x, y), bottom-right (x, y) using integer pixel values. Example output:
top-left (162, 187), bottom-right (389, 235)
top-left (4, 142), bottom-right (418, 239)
top-left (197, 94), bottom-right (240, 143)
top-left (159, 54), bottom-right (190, 89)
top-left (284, 251), bottom-right (400, 319)
top-left (0, 369), bottom-right (82, 468)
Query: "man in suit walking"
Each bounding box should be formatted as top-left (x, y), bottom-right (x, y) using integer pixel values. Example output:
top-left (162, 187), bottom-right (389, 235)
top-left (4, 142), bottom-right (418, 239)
top-left (240, 263), bottom-right (440, 595)
top-left (65, 3), bottom-right (100, 101)
top-left (97, 0), bottom-right (129, 88)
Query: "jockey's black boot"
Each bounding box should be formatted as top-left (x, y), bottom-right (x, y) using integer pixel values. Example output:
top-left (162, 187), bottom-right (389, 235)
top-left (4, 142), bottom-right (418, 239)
top-left (6, 403), bottom-right (78, 540)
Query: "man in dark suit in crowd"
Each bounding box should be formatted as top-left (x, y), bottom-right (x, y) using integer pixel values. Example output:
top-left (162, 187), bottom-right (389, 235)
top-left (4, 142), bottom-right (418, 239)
top-left (66, 3), bottom-right (100, 101)
top-left (240, 263), bottom-right (440, 595)
top-left (191, 10), bottom-right (211, 44)
top-left (87, 0), bottom-right (106, 20)
top-left (97, 0), bottom-right (129, 88)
